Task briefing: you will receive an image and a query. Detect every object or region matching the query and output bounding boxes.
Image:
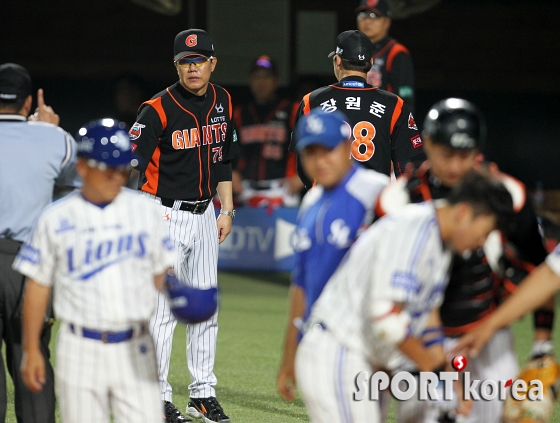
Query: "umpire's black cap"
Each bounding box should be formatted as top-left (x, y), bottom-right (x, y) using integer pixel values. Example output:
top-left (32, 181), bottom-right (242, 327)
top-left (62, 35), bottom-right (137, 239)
top-left (0, 63), bottom-right (32, 103)
top-left (174, 29), bottom-right (214, 62)
top-left (423, 98), bottom-right (486, 150)
top-left (328, 30), bottom-right (373, 63)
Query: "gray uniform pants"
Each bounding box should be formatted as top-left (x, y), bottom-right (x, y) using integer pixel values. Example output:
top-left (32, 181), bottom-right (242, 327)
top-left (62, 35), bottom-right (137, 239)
top-left (0, 239), bottom-right (55, 423)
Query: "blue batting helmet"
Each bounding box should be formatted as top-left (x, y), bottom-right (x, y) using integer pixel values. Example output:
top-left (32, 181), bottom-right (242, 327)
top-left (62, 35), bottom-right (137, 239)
top-left (76, 119), bottom-right (138, 169)
top-left (165, 273), bottom-right (218, 324)
top-left (295, 109), bottom-right (351, 151)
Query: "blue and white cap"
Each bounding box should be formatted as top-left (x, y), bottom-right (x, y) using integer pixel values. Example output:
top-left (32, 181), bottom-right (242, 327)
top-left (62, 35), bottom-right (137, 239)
top-left (295, 109), bottom-right (351, 151)
top-left (166, 273), bottom-right (218, 324)
top-left (76, 119), bottom-right (138, 169)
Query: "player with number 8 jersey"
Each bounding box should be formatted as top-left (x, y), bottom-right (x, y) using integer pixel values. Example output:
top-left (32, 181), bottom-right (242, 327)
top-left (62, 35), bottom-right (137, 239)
top-left (290, 30), bottom-right (424, 188)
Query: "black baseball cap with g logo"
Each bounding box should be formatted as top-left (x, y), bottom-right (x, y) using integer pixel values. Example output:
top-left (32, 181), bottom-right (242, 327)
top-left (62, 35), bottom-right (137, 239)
top-left (328, 30), bottom-right (373, 63)
top-left (174, 29), bottom-right (214, 62)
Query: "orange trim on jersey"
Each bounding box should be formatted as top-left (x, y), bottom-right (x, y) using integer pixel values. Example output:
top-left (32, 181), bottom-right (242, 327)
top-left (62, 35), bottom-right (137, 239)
top-left (374, 196), bottom-right (386, 218)
top-left (206, 84), bottom-right (217, 196)
top-left (443, 310), bottom-right (494, 337)
top-left (139, 97), bottom-right (167, 194)
top-left (416, 172), bottom-right (433, 202)
top-left (302, 93), bottom-right (311, 115)
top-left (328, 85), bottom-right (377, 91)
top-left (143, 97), bottom-right (168, 130)
top-left (226, 89), bottom-right (233, 120)
top-left (500, 172), bottom-right (527, 213)
top-left (372, 39), bottom-right (397, 62)
top-left (142, 145), bottom-right (161, 195)
top-left (502, 279), bottom-right (519, 295)
top-left (386, 43), bottom-right (410, 72)
top-left (167, 88), bottom-right (204, 199)
top-left (286, 152), bottom-right (297, 177)
top-left (289, 102), bottom-right (299, 129)
top-left (390, 97), bottom-right (404, 135)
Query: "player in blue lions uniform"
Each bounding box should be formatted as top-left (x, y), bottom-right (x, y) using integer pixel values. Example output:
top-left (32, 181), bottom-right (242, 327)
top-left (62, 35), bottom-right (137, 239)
top-left (277, 109), bottom-right (388, 401)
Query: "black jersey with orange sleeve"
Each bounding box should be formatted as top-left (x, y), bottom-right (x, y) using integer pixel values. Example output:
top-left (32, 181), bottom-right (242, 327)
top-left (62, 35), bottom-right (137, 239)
top-left (130, 81), bottom-right (239, 201)
top-left (290, 75), bottom-right (425, 187)
top-left (367, 36), bottom-right (415, 113)
top-left (233, 98), bottom-right (298, 181)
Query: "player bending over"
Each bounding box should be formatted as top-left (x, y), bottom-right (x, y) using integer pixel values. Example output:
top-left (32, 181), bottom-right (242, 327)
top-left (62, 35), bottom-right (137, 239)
top-left (376, 98), bottom-right (556, 423)
top-left (295, 170), bottom-right (513, 423)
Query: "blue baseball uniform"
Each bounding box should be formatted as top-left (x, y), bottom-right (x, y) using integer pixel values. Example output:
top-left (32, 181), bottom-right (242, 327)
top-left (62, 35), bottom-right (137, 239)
top-left (292, 164), bottom-right (388, 322)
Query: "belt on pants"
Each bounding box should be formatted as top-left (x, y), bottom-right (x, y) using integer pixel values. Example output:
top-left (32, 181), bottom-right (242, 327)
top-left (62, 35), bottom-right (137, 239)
top-left (68, 323), bottom-right (147, 344)
top-left (159, 197), bottom-right (212, 214)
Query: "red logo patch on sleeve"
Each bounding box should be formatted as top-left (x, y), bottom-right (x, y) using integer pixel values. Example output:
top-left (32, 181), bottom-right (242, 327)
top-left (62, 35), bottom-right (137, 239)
top-left (131, 142), bottom-right (138, 153)
top-left (411, 135), bottom-right (423, 148)
top-left (129, 122), bottom-right (145, 141)
top-left (408, 113), bottom-right (417, 130)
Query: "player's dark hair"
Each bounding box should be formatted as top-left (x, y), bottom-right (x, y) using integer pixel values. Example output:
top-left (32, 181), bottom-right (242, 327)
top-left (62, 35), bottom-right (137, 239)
top-left (0, 98), bottom-right (25, 112)
top-left (340, 59), bottom-right (371, 74)
top-left (447, 169), bottom-right (515, 234)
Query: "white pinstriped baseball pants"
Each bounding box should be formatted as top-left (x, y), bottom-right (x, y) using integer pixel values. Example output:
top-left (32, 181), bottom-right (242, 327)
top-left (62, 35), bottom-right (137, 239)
top-left (56, 322), bottom-right (162, 423)
top-left (296, 325), bottom-right (382, 423)
top-left (145, 194), bottom-right (219, 400)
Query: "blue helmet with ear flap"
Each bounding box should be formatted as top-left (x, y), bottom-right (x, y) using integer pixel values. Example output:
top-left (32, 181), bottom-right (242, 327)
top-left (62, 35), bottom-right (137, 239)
top-left (76, 118), bottom-right (138, 169)
top-left (165, 272), bottom-right (218, 324)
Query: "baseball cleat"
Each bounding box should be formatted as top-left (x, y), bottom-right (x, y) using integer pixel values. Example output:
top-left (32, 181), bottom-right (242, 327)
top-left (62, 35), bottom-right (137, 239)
top-left (186, 397), bottom-right (231, 423)
top-left (164, 400), bottom-right (193, 423)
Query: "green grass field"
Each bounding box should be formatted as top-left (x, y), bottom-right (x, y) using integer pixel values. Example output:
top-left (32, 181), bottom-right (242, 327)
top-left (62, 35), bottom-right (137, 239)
top-left (3, 271), bottom-right (560, 422)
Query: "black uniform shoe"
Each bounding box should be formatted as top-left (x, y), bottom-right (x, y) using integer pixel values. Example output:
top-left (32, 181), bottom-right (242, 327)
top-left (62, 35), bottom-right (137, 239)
top-left (164, 401), bottom-right (193, 422)
top-left (186, 397), bottom-right (231, 423)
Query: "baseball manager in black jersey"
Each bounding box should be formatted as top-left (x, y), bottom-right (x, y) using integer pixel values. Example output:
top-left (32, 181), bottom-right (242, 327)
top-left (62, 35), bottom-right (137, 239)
top-left (131, 29), bottom-right (237, 423)
top-left (290, 30), bottom-right (425, 189)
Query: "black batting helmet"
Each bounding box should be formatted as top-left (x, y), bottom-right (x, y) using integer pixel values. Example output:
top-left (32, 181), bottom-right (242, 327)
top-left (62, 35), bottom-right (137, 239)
top-left (422, 98), bottom-right (486, 150)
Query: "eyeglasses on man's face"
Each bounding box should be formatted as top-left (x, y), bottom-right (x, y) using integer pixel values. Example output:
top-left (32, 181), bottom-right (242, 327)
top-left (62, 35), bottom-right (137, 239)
top-left (176, 55), bottom-right (213, 68)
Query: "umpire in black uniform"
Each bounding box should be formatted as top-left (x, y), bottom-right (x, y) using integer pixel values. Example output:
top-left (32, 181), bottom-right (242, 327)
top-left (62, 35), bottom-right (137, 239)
top-left (0, 63), bottom-right (79, 422)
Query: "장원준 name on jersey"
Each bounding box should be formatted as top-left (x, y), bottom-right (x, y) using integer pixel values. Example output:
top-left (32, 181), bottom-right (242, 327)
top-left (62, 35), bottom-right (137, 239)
top-left (171, 123), bottom-right (228, 150)
top-left (66, 232), bottom-right (149, 280)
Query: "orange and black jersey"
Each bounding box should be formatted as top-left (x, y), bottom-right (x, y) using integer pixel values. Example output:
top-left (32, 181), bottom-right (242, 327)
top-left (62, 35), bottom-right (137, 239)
top-left (290, 76), bottom-right (425, 188)
top-left (233, 98), bottom-right (298, 181)
top-left (367, 36), bottom-right (415, 113)
top-left (130, 82), bottom-right (239, 201)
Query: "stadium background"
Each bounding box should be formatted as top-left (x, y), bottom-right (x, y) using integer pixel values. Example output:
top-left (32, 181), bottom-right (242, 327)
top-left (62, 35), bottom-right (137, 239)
top-left (2, 0), bottom-right (560, 421)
